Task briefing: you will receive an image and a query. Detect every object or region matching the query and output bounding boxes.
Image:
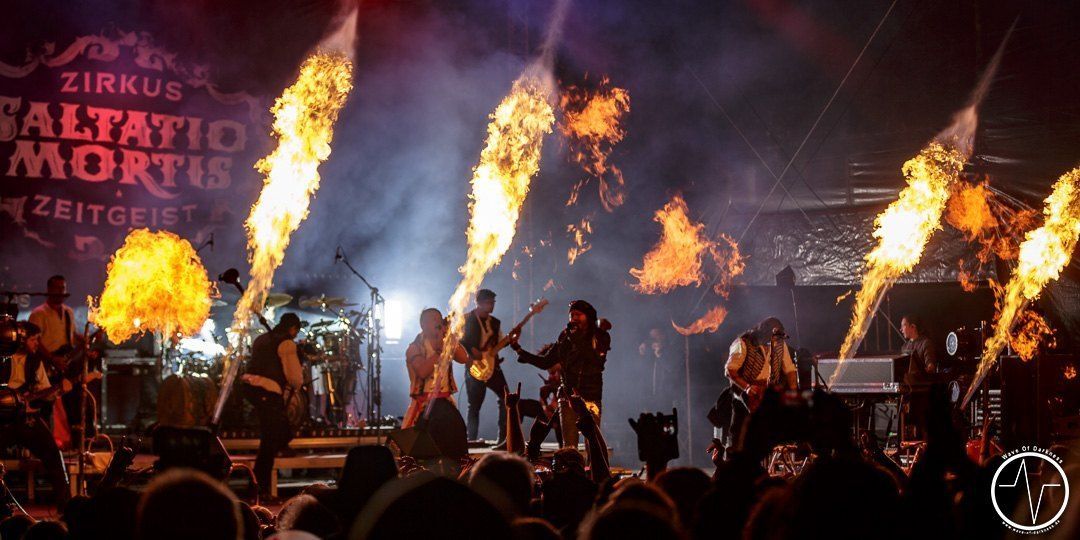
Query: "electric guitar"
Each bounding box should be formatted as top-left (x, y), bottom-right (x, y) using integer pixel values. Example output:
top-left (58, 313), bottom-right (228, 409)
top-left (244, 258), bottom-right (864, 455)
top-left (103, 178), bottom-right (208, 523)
top-left (732, 381), bottom-right (767, 412)
top-left (468, 298), bottom-right (548, 381)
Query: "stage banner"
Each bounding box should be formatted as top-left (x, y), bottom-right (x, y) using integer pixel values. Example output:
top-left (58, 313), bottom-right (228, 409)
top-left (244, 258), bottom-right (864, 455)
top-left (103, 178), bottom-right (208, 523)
top-left (0, 30), bottom-right (264, 290)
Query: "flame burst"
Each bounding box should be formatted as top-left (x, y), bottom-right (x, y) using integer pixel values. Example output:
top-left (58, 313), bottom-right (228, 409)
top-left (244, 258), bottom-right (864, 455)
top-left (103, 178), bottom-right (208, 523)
top-left (672, 305), bottom-right (728, 336)
top-left (567, 217), bottom-right (593, 265)
top-left (231, 52), bottom-right (353, 335)
top-left (1009, 309), bottom-right (1056, 361)
top-left (837, 141), bottom-right (966, 364)
top-left (630, 194), bottom-right (713, 294)
top-left (947, 180), bottom-right (1038, 288)
top-left (710, 233), bottom-right (745, 299)
top-left (443, 73), bottom-right (555, 359)
top-left (964, 168), bottom-right (1080, 406)
top-left (91, 229), bottom-right (212, 343)
top-left (560, 78), bottom-right (630, 212)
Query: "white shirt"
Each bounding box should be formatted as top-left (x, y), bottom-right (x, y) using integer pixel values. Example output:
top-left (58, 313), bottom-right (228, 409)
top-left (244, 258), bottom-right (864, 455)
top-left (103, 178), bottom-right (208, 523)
top-left (725, 337), bottom-right (796, 385)
top-left (29, 303), bottom-right (75, 354)
top-left (7, 352), bottom-right (51, 392)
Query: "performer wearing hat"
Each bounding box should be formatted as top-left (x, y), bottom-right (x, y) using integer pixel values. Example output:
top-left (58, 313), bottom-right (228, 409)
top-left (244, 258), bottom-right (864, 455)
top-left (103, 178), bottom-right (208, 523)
top-left (0, 322), bottom-right (70, 507)
top-left (509, 300), bottom-right (611, 448)
top-left (241, 312), bottom-right (304, 498)
top-left (721, 317), bottom-right (797, 456)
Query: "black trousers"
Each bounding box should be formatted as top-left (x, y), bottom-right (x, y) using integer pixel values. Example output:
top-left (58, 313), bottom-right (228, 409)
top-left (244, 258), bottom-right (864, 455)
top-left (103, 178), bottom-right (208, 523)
top-left (0, 415), bottom-right (69, 507)
top-left (243, 386), bottom-right (293, 494)
top-left (465, 367), bottom-right (508, 442)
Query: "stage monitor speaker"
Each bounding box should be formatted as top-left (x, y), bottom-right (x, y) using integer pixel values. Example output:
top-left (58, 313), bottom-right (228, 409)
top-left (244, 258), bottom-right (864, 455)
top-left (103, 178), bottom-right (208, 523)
top-left (103, 359), bottom-right (157, 427)
top-left (152, 425), bottom-right (232, 480)
top-left (388, 398), bottom-right (467, 460)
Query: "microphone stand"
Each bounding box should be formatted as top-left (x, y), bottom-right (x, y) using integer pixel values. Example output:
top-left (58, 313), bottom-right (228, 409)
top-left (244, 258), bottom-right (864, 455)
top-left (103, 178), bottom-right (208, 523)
top-left (75, 318), bottom-right (92, 497)
top-left (336, 248), bottom-right (383, 440)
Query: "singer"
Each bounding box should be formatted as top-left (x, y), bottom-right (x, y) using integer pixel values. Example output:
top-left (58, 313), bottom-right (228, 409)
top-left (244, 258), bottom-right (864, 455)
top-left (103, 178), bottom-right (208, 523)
top-left (508, 299), bottom-right (610, 449)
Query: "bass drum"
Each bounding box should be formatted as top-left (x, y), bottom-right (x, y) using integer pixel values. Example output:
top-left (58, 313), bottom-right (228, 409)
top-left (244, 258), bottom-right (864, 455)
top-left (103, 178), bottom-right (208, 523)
top-left (157, 375), bottom-right (219, 427)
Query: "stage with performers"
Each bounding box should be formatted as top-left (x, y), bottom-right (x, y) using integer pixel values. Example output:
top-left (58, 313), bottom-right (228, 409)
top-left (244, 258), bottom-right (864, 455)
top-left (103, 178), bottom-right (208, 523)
top-left (4, 1), bottom-right (1080, 539)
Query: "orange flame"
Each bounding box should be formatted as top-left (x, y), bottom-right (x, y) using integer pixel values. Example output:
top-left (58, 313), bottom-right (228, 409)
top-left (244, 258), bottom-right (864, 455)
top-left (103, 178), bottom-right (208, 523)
top-left (947, 180), bottom-right (1038, 287)
top-left (443, 72), bottom-right (555, 361)
top-left (567, 217), bottom-right (593, 265)
top-left (964, 167), bottom-right (1080, 405)
top-left (672, 305), bottom-right (728, 336)
top-left (957, 260), bottom-right (979, 292)
top-left (231, 52), bottom-right (353, 336)
top-left (837, 141), bottom-right (966, 366)
top-left (630, 194), bottom-right (712, 294)
top-left (91, 229), bottom-right (213, 343)
top-left (1009, 309), bottom-right (1056, 362)
top-left (560, 77), bottom-right (630, 212)
top-left (946, 181), bottom-right (998, 241)
top-left (709, 233), bottom-right (745, 299)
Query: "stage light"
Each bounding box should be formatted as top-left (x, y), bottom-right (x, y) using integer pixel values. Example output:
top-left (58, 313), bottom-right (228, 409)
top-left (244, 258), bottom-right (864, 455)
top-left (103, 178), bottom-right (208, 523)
top-left (384, 296), bottom-right (404, 343)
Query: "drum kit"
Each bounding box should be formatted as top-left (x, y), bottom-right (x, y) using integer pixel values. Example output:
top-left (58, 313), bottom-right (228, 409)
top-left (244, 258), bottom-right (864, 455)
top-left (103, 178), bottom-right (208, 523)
top-left (158, 291), bottom-right (369, 430)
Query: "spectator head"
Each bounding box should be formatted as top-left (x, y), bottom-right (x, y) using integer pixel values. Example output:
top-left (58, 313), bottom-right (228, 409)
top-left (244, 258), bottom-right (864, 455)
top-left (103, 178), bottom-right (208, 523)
top-left (354, 475), bottom-right (510, 539)
top-left (0, 515), bottom-right (35, 540)
top-left (61, 494), bottom-right (90, 531)
top-left (511, 517), bottom-right (562, 540)
top-left (605, 480), bottom-right (678, 523)
top-left (337, 445), bottom-right (398, 522)
top-left (136, 468), bottom-right (241, 540)
top-left (654, 467), bottom-right (711, 526)
top-left (541, 466), bottom-right (598, 534)
top-left (468, 453), bottom-right (536, 518)
top-left (72, 486), bottom-right (139, 540)
top-left (580, 503), bottom-right (680, 540)
top-left (781, 456), bottom-right (899, 539)
top-left (22, 520), bottom-right (67, 540)
top-left (551, 448), bottom-right (587, 478)
top-left (276, 494), bottom-right (340, 539)
top-left (238, 502), bottom-right (261, 540)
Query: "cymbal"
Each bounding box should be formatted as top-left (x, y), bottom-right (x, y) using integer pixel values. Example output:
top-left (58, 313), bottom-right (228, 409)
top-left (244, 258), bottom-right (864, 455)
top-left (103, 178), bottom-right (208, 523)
top-left (299, 295), bottom-right (350, 309)
top-left (265, 292), bottom-right (293, 308)
top-left (211, 299), bottom-right (228, 307)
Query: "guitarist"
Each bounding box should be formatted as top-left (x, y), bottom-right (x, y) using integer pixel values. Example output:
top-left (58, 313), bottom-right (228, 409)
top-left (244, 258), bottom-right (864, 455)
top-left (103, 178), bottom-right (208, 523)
top-left (0, 322), bottom-right (70, 507)
top-left (724, 317), bottom-right (797, 455)
top-left (461, 289), bottom-right (510, 447)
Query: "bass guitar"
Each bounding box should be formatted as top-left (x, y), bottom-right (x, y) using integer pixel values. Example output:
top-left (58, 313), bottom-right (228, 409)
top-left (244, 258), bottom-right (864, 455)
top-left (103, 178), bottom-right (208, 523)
top-left (468, 298), bottom-right (548, 381)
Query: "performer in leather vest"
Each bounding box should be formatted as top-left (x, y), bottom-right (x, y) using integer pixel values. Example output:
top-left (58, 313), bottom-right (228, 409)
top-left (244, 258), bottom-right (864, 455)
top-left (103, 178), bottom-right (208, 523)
top-left (510, 300), bottom-right (610, 448)
top-left (723, 317), bottom-right (797, 454)
top-left (241, 312), bottom-right (303, 498)
top-left (0, 322), bottom-right (70, 508)
top-left (460, 289), bottom-right (510, 446)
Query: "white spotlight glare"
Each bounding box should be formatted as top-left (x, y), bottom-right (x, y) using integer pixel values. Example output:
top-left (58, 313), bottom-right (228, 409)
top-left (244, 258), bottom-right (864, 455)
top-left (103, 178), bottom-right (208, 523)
top-left (384, 296), bottom-right (404, 343)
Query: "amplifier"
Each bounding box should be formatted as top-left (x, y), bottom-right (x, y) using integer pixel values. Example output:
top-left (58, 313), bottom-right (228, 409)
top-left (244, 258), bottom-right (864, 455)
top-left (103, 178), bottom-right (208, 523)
top-left (816, 356), bottom-right (909, 386)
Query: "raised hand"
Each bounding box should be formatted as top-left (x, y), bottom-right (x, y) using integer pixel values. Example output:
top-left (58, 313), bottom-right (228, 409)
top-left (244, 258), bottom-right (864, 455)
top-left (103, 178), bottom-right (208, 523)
top-left (504, 382), bottom-right (522, 409)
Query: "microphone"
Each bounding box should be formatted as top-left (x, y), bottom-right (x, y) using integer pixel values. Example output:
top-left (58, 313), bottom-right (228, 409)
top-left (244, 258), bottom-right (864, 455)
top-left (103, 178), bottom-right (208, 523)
top-left (218, 268), bottom-right (244, 293)
top-left (334, 246), bottom-right (343, 265)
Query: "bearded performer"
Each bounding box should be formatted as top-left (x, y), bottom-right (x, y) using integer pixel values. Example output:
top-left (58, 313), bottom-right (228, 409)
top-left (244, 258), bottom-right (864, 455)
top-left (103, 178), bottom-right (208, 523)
top-left (722, 317), bottom-right (797, 455)
top-left (509, 300), bottom-right (610, 448)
